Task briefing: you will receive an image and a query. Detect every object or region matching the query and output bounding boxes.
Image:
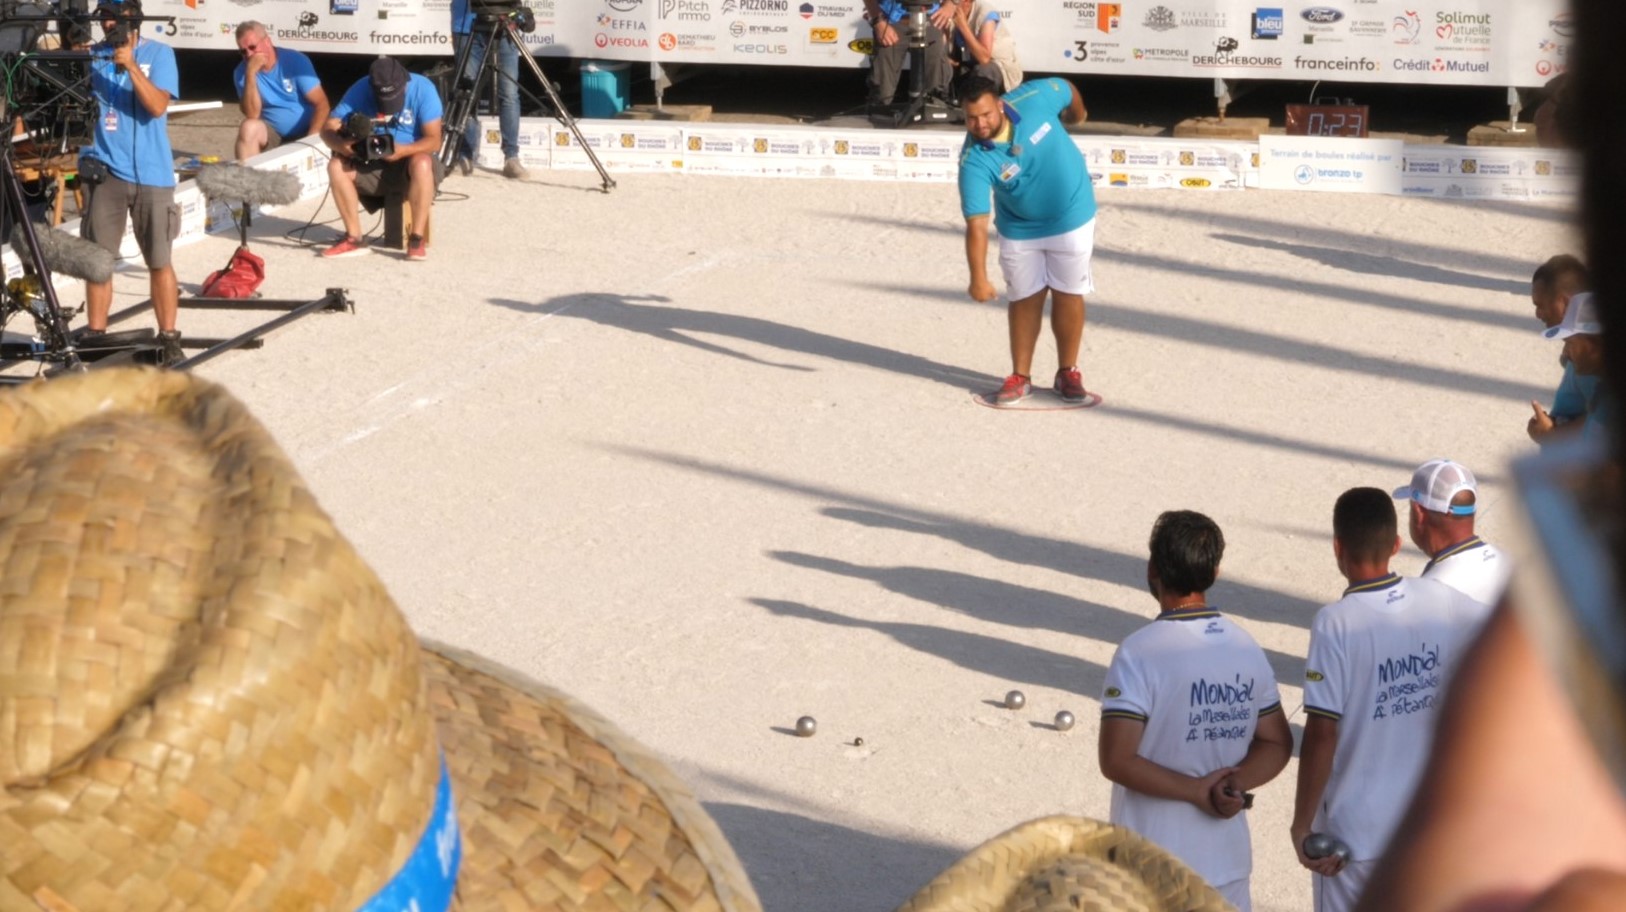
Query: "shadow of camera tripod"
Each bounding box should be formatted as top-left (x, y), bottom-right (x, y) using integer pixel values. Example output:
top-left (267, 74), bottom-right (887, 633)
top-left (439, 5), bottom-right (615, 193)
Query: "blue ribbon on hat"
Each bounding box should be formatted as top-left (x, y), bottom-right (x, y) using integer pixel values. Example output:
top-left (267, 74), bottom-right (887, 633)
top-left (355, 755), bottom-right (462, 912)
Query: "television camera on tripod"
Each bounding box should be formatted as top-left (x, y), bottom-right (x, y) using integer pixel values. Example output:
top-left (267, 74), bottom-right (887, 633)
top-left (439, 0), bottom-right (614, 192)
top-left (867, 0), bottom-right (960, 129)
top-left (0, 0), bottom-right (182, 373)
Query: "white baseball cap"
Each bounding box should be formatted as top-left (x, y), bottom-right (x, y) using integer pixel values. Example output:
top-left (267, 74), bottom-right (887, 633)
top-left (1543, 291), bottom-right (1602, 340)
top-left (1394, 459), bottom-right (1478, 516)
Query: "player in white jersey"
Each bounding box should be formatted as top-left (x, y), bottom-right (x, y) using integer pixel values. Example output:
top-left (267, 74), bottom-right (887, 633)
top-left (1292, 488), bottom-right (1492, 912)
top-left (1394, 459), bottom-right (1512, 608)
top-left (1100, 511), bottom-right (1292, 911)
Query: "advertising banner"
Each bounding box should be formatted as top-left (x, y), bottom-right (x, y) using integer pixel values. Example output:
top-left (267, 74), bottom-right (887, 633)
top-left (1258, 135), bottom-right (1403, 194)
top-left (153, 0), bottom-right (1567, 88)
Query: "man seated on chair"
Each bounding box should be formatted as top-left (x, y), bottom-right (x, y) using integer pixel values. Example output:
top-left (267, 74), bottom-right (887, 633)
top-left (319, 57), bottom-right (443, 261)
top-left (232, 21), bottom-right (329, 162)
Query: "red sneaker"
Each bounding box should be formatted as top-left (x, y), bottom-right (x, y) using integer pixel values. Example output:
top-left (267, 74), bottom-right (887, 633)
top-left (322, 235), bottom-right (369, 258)
top-left (407, 234), bottom-right (427, 261)
top-left (994, 373), bottom-right (1031, 405)
top-left (1054, 367), bottom-right (1087, 403)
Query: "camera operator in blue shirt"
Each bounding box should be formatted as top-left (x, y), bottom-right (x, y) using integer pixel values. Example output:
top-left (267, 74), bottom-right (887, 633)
top-left (319, 57), bottom-right (444, 261)
top-left (861, 0), bottom-right (952, 110)
top-left (78, 0), bottom-right (183, 364)
top-left (450, 0), bottom-right (526, 180)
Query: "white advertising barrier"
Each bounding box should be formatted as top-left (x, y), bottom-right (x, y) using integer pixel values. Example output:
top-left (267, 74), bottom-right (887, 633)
top-left (1400, 144), bottom-right (1581, 201)
top-left (152, 0), bottom-right (1570, 89)
top-left (1077, 137), bottom-right (1254, 190)
top-left (1258, 134), bottom-right (1402, 194)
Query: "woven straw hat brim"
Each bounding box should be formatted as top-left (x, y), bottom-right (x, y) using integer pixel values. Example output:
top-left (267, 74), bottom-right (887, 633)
top-left (0, 369), bottom-right (761, 912)
top-left (424, 641), bottom-right (761, 911)
top-left (894, 816), bottom-right (1235, 912)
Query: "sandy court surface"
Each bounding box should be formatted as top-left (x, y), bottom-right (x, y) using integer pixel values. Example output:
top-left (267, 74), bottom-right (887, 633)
top-left (75, 166), bottom-right (1572, 910)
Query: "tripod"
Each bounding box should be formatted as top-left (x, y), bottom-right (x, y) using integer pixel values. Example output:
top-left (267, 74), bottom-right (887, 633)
top-left (439, 8), bottom-right (615, 192)
top-left (885, 2), bottom-right (961, 129)
top-left (0, 137), bottom-right (84, 371)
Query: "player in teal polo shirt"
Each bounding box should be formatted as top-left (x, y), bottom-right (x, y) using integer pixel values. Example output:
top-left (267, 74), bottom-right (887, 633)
top-left (958, 76), bottom-right (1098, 405)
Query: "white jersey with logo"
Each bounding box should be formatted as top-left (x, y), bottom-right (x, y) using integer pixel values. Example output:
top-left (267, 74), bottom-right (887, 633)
top-left (1422, 536), bottom-right (1511, 610)
top-left (1302, 574), bottom-right (1491, 863)
top-left (1101, 608), bottom-right (1282, 888)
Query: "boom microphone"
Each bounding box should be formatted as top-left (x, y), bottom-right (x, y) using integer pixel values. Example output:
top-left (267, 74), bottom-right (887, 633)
top-left (194, 164), bottom-right (301, 206)
top-left (10, 223), bottom-right (115, 284)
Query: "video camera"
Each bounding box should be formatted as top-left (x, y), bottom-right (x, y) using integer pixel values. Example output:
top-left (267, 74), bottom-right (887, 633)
top-left (470, 0), bottom-right (535, 32)
top-left (340, 111), bottom-right (395, 164)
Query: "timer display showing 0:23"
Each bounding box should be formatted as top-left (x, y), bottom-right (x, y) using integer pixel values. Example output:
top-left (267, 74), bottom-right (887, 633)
top-left (1285, 104), bottom-right (1370, 138)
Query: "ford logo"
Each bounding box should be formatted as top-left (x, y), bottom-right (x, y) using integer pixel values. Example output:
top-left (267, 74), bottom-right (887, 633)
top-left (1301, 6), bottom-right (1342, 24)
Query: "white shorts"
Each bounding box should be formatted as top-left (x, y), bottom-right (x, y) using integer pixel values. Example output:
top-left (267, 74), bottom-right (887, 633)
top-left (997, 218), bottom-right (1096, 301)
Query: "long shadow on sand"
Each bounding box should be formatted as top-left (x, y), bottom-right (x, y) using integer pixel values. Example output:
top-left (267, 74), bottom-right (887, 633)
top-left (770, 550), bottom-right (1304, 681)
top-left (494, 293), bottom-right (990, 389)
top-left (706, 802), bottom-right (959, 912)
top-left (1210, 234), bottom-right (1531, 300)
top-left (606, 444), bottom-right (1318, 632)
top-left (751, 598), bottom-right (1112, 696)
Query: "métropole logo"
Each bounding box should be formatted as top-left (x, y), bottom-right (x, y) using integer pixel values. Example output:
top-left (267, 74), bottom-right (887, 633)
top-left (1293, 54), bottom-right (1378, 71)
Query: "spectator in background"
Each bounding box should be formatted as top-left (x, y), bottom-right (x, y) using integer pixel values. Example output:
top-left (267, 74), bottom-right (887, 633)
top-left (1543, 292), bottom-right (1612, 445)
top-left (450, 0), bottom-right (526, 179)
top-left (946, 0), bottom-right (1020, 94)
top-left (1099, 510), bottom-right (1291, 912)
top-left (232, 22), bottom-right (329, 162)
top-left (861, 0), bottom-right (951, 111)
top-left (1529, 254), bottom-right (1595, 446)
top-left (1393, 459), bottom-right (1511, 610)
top-left (1291, 488), bottom-right (1490, 912)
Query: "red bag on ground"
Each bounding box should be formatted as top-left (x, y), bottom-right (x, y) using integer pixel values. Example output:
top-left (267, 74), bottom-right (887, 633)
top-left (200, 246), bottom-right (265, 298)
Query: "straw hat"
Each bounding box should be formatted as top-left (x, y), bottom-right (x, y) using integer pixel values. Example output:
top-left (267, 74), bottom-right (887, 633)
top-left (896, 816), bottom-right (1234, 912)
top-left (0, 369), bottom-right (761, 912)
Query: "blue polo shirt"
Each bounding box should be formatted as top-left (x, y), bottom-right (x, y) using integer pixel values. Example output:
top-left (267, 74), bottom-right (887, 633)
top-left (234, 47), bottom-right (323, 138)
top-left (85, 38), bottom-right (179, 188)
top-left (878, 0), bottom-right (940, 22)
top-left (332, 72), bottom-right (444, 151)
top-left (1550, 360), bottom-right (1600, 424)
top-left (958, 77), bottom-right (1096, 240)
top-left (451, 0), bottom-right (475, 35)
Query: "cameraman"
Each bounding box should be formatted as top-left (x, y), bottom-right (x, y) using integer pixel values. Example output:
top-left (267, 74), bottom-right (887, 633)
top-left (79, 0), bottom-right (183, 365)
top-left (450, 0), bottom-right (526, 180)
top-left (861, 0), bottom-right (951, 111)
top-left (232, 22), bottom-right (329, 162)
top-left (320, 57), bottom-right (444, 261)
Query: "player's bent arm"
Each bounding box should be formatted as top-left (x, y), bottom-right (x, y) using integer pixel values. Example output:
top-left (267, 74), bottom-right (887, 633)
top-left (1061, 80), bottom-right (1087, 125)
top-left (1230, 705), bottom-right (1292, 792)
top-left (964, 215), bottom-right (990, 279)
top-left (305, 87), bottom-right (332, 137)
top-left (1099, 717), bottom-right (1230, 814)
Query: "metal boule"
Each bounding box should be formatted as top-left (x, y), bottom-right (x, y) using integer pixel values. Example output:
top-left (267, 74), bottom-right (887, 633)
top-left (853, 737), bottom-right (864, 747)
top-left (1054, 710), bottom-right (1075, 731)
top-left (1004, 690), bottom-right (1026, 710)
top-left (795, 716), bottom-right (817, 737)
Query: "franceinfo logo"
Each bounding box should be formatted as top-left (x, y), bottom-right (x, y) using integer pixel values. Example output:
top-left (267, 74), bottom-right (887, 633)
top-left (660, 0), bottom-right (711, 19)
top-left (1293, 55), bottom-right (1378, 70)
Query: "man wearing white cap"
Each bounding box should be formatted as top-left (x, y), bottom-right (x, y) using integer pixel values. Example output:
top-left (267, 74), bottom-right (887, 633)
top-left (1538, 292), bottom-right (1611, 446)
top-left (1393, 459), bottom-right (1511, 609)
